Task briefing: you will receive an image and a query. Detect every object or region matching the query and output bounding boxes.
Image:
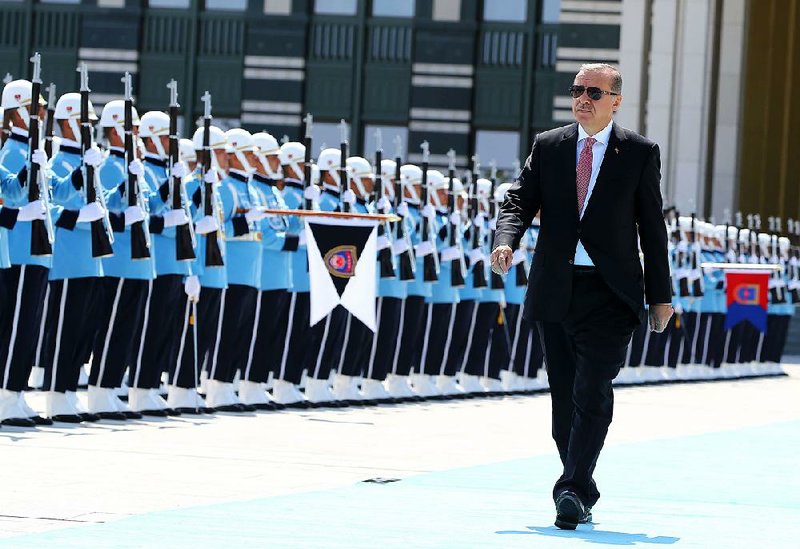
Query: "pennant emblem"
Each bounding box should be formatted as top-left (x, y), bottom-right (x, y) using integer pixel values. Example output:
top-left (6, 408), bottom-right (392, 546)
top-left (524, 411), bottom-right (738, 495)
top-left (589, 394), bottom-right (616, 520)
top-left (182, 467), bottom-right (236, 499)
top-left (734, 284), bottom-right (759, 305)
top-left (724, 271), bottom-right (769, 332)
top-left (325, 245), bottom-right (357, 278)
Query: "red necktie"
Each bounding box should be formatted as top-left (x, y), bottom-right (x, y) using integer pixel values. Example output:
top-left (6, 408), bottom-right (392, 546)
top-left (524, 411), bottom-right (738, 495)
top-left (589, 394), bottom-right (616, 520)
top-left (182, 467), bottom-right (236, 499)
top-left (576, 136), bottom-right (595, 215)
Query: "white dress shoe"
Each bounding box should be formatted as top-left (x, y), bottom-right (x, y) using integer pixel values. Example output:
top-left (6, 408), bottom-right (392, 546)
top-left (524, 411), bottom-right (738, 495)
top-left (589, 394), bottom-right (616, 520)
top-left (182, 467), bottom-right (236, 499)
top-left (304, 377), bottom-right (337, 403)
top-left (383, 374), bottom-right (419, 399)
top-left (361, 379), bottom-right (393, 401)
top-left (459, 373), bottom-right (486, 394)
top-left (331, 374), bottom-right (364, 402)
top-left (409, 373), bottom-right (440, 398)
top-left (271, 379), bottom-right (306, 405)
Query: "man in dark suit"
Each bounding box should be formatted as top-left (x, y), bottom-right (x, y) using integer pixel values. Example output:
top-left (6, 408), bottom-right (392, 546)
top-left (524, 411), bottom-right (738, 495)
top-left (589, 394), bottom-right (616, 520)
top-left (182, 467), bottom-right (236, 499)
top-left (490, 63), bottom-right (673, 530)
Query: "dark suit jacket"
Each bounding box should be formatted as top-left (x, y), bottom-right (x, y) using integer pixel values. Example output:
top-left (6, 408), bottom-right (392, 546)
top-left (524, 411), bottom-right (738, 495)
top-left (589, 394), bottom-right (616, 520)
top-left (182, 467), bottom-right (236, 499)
top-left (493, 122), bottom-right (671, 323)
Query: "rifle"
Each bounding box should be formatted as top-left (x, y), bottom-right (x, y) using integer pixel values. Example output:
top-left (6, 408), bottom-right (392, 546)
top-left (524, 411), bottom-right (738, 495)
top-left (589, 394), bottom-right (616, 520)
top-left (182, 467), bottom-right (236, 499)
top-left (489, 161), bottom-right (504, 290)
top-left (1, 73), bottom-right (11, 145)
top-left (419, 141), bottom-right (438, 282)
top-left (26, 53), bottom-right (53, 256)
top-left (43, 83), bottom-right (55, 158)
top-left (393, 136), bottom-right (415, 281)
top-left (467, 155), bottom-right (487, 288)
top-left (77, 62), bottom-right (114, 258)
top-left (123, 72), bottom-right (151, 260)
top-left (166, 79), bottom-right (196, 261)
top-left (689, 213), bottom-right (703, 296)
top-left (303, 113), bottom-right (313, 210)
top-left (446, 149), bottom-right (465, 287)
top-left (339, 119), bottom-right (348, 213)
top-left (374, 129), bottom-right (395, 278)
top-left (200, 91), bottom-right (224, 267)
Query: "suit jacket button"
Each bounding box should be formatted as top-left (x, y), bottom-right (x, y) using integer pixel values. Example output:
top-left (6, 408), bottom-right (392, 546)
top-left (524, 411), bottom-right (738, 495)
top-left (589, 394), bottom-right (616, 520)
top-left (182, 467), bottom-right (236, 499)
top-left (568, 259), bottom-right (574, 265)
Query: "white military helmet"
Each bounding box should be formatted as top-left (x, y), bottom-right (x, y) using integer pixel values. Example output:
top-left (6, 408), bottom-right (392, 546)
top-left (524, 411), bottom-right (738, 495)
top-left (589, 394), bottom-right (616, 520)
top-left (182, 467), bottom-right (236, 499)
top-left (2, 79), bottom-right (44, 128)
top-left (99, 99), bottom-right (139, 130)
top-left (138, 111), bottom-right (170, 159)
top-left (727, 225), bottom-right (738, 241)
top-left (738, 228), bottom-right (750, 244)
top-left (191, 125), bottom-right (227, 150)
top-left (179, 138), bottom-right (196, 163)
top-left (252, 132), bottom-right (282, 179)
top-left (494, 182), bottom-right (513, 204)
top-left (380, 159), bottom-right (397, 201)
top-left (426, 169), bottom-right (447, 209)
top-left (317, 148), bottom-right (342, 189)
top-left (55, 92), bottom-right (97, 145)
top-left (714, 225), bottom-right (727, 242)
top-left (347, 156), bottom-right (374, 199)
top-left (677, 216), bottom-right (693, 233)
top-left (399, 164), bottom-right (422, 205)
top-left (311, 163), bottom-right (320, 186)
top-left (779, 236), bottom-right (790, 254)
top-left (476, 177), bottom-right (492, 212)
top-left (757, 232), bottom-right (771, 249)
top-left (225, 128), bottom-right (256, 173)
top-left (278, 141), bottom-right (306, 181)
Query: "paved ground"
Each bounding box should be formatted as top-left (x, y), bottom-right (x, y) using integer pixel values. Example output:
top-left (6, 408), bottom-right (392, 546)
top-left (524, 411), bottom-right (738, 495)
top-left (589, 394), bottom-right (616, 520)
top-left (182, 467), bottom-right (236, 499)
top-left (1, 366), bottom-right (798, 547)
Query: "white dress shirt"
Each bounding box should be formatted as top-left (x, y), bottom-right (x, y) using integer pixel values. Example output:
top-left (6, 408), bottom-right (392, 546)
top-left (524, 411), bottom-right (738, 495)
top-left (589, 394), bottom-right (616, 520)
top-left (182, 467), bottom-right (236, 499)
top-left (574, 119), bottom-right (614, 267)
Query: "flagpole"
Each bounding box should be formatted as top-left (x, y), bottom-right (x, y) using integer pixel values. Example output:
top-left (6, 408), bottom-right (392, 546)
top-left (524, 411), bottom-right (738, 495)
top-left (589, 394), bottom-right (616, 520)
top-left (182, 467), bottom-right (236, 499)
top-left (258, 208), bottom-right (401, 223)
top-left (700, 262), bottom-right (781, 272)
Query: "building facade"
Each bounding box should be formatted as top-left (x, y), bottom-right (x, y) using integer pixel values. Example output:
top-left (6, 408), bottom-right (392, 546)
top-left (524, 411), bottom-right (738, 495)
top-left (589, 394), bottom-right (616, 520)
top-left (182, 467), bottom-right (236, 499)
top-left (1, 0), bottom-right (796, 221)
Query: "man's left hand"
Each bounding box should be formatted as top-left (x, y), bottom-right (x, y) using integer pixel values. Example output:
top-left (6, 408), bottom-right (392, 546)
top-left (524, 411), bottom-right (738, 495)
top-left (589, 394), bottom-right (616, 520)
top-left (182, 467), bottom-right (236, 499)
top-left (490, 245), bottom-right (513, 275)
top-left (649, 303), bottom-right (674, 333)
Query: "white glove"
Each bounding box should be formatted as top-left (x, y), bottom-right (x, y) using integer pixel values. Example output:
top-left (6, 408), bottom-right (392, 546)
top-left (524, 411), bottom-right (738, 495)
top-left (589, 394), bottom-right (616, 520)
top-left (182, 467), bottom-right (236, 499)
top-left (128, 159), bottom-right (144, 176)
top-left (84, 147), bottom-right (103, 167)
top-left (77, 202), bottom-right (105, 223)
top-left (124, 205), bottom-right (145, 226)
top-left (449, 211), bottom-right (462, 226)
top-left (204, 170), bottom-right (219, 184)
top-left (415, 241), bottom-right (435, 257)
top-left (377, 197), bottom-right (392, 213)
top-left (18, 200), bottom-right (46, 222)
top-left (376, 235), bottom-right (392, 251)
top-left (421, 204), bottom-right (436, 221)
top-left (171, 162), bottom-right (188, 180)
top-left (512, 248), bottom-right (527, 266)
top-left (342, 189), bottom-right (356, 205)
top-left (303, 185), bottom-right (321, 202)
top-left (298, 230), bottom-right (307, 247)
top-left (32, 149), bottom-right (48, 169)
top-left (195, 215), bottom-right (219, 235)
top-left (472, 212), bottom-right (485, 228)
top-left (164, 208), bottom-right (189, 228)
top-left (245, 208), bottom-right (268, 223)
top-left (396, 202), bottom-right (409, 217)
top-left (440, 246), bottom-right (461, 262)
top-left (468, 247), bottom-right (486, 265)
top-left (392, 238), bottom-right (410, 255)
top-left (184, 275), bottom-right (201, 303)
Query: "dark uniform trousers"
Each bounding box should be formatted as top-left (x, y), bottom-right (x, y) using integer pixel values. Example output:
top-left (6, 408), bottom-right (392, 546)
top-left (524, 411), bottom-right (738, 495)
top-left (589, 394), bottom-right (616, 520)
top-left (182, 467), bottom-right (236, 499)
top-left (337, 296), bottom-right (404, 381)
top-left (89, 277), bottom-right (149, 389)
top-left (275, 291), bottom-right (310, 385)
top-left (536, 271), bottom-right (639, 508)
top-left (505, 303), bottom-right (544, 379)
top-left (308, 305), bottom-right (348, 381)
top-left (40, 277), bottom-right (99, 393)
top-left (209, 284), bottom-right (258, 383)
top-left (761, 314), bottom-right (791, 363)
top-left (392, 295), bottom-right (426, 376)
top-left (462, 301), bottom-right (503, 378)
top-left (244, 289), bottom-right (290, 384)
top-left (0, 265), bottom-right (49, 391)
top-left (420, 302), bottom-right (472, 377)
top-left (172, 286), bottom-right (222, 389)
top-left (130, 275), bottom-right (183, 390)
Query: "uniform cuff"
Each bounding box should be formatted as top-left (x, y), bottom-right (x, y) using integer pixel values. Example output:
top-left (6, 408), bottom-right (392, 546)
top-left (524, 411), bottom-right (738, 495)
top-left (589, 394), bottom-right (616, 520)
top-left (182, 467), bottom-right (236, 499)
top-left (55, 209), bottom-right (79, 230)
top-left (282, 234), bottom-right (300, 252)
top-left (232, 216), bottom-right (249, 237)
top-left (149, 215), bottom-right (165, 235)
top-left (0, 207), bottom-right (19, 229)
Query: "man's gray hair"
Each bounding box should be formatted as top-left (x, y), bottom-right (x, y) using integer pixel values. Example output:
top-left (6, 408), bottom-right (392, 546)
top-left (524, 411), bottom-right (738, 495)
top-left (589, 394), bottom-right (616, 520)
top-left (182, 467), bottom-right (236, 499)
top-left (578, 63), bottom-right (622, 94)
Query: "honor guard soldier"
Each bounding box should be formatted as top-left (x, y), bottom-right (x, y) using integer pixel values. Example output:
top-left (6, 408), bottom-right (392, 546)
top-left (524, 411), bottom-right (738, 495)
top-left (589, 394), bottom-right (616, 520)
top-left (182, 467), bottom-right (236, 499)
top-left (386, 164), bottom-right (427, 400)
top-left (39, 89), bottom-right (108, 422)
top-left (271, 140), bottom-right (311, 407)
top-left (241, 131), bottom-right (298, 409)
top-left (168, 123), bottom-right (229, 412)
top-left (204, 128), bottom-right (265, 412)
top-left (0, 78), bottom-right (52, 426)
top-left (86, 97), bottom-right (153, 419)
top-left (129, 109), bottom-right (189, 416)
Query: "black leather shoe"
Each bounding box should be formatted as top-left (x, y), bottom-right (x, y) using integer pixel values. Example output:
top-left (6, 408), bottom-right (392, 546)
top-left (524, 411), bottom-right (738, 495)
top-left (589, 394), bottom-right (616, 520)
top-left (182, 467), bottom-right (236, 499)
top-left (236, 403), bottom-right (256, 412)
top-left (123, 411), bottom-right (143, 419)
top-left (139, 409), bottom-right (169, 417)
top-left (164, 408), bottom-right (182, 416)
top-left (2, 417), bottom-right (37, 427)
top-left (31, 415), bottom-right (53, 426)
top-left (97, 411), bottom-right (128, 421)
top-left (51, 414), bottom-right (84, 423)
top-left (214, 404), bottom-right (245, 413)
top-left (555, 490), bottom-right (589, 530)
top-left (79, 412), bottom-right (101, 423)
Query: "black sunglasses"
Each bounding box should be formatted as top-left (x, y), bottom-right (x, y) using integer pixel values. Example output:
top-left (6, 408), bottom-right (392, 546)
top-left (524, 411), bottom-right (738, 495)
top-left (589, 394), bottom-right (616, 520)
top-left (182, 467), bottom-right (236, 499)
top-left (568, 85), bottom-right (619, 101)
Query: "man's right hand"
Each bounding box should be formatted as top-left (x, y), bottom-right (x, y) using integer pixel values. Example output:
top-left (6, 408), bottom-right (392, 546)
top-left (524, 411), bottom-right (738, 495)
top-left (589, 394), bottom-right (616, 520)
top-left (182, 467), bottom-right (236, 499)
top-left (490, 245), bottom-right (513, 275)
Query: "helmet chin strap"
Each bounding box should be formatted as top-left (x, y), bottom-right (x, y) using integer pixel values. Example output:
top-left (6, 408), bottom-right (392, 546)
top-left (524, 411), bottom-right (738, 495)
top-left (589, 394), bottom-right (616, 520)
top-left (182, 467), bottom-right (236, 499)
top-left (284, 161), bottom-right (304, 182)
top-left (382, 180), bottom-right (395, 202)
top-left (17, 106), bottom-right (30, 129)
top-left (402, 182), bottom-right (421, 205)
top-left (431, 188), bottom-right (446, 210)
top-left (349, 176), bottom-right (372, 201)
top-left (257, 153), bottom-right (282, 179)
top-left (234, 150), bottom-right (254, 175)
top-left (68, 119), bottom-right (82, 146)
top-left (152, 135), bottom-right (168, 160)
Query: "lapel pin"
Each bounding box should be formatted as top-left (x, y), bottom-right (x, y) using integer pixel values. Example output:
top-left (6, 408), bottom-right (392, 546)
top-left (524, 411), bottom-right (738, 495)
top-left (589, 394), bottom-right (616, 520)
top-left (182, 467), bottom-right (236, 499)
top-left (614, 147), bottom-right (619, 154)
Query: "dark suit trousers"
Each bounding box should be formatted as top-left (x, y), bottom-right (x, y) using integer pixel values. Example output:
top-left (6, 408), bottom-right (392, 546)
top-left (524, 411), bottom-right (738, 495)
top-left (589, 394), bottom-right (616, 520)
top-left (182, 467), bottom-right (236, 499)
top-left (537, 270), bottom-right (638, 507)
